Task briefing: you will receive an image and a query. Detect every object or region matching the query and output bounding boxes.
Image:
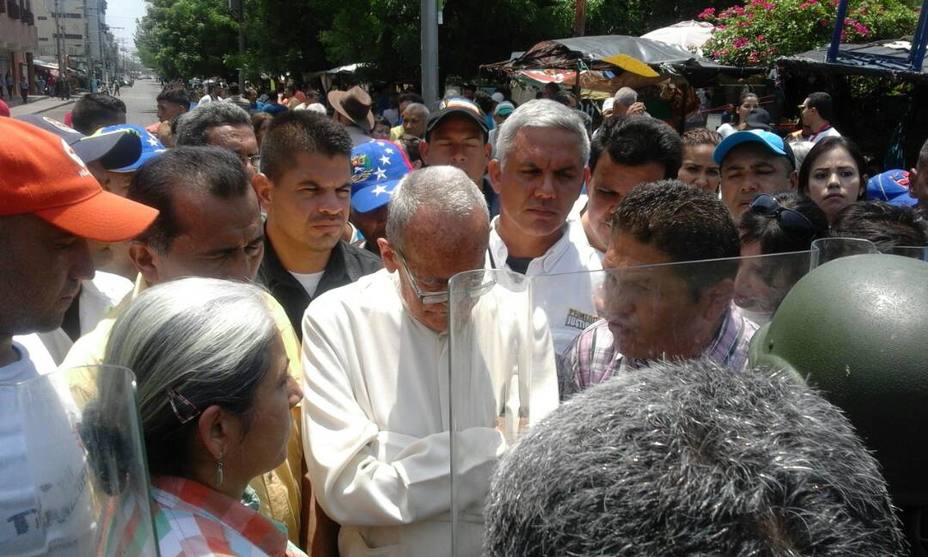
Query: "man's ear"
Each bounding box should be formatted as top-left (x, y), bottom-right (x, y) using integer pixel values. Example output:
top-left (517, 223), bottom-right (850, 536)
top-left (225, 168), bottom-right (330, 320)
top-left (129, 241), bottom-right (160, 285)
top-left (789, 168), bottom-right (798, 190)
top-left (253, 172), bottom-right (273, 210)
top-left (488, 159), bottom-right (503, 194)
top-left (378, 238), bottom-right (399, 273)
top-left (418, 140), bottom-right (431, 165)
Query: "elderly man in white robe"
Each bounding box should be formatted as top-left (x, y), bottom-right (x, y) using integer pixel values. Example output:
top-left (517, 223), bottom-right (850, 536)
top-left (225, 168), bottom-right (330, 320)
top-left (301, 165), bottom-right (558, 557)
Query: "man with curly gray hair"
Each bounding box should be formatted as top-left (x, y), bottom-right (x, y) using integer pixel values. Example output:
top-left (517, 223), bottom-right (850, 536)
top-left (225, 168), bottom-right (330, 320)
top-left (485, 358), bottom-right (907, 556)
top-left (175, 102), bottom-right (260, 180)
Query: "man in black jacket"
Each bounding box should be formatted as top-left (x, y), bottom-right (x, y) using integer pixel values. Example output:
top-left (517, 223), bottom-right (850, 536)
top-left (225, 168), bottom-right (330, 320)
top-left (254, 111), bottom-right (381, 337)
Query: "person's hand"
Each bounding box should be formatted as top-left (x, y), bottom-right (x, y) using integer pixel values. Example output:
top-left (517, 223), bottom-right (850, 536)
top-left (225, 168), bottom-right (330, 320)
top-left (627, 101), bottom-right (647, 115)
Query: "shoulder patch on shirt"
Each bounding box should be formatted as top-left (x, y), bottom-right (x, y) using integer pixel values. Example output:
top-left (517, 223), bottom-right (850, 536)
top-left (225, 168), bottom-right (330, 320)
top-left (565, 308), bottom-right (598, 331)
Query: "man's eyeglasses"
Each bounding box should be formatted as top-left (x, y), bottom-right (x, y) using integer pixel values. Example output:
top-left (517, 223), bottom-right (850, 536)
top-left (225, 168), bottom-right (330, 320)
top-left (395, 250), bottom-right (450, 305)
top-left (750, 194), bottom-right (815, 237)
top-left (394, 249), bottom-right (496, 305)
top-left (239, 154), bottom-right (261, 169)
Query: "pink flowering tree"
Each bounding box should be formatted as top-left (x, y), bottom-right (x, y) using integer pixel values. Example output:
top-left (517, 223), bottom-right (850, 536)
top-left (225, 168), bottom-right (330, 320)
top-left (700, 0), bottom-right (919, 66)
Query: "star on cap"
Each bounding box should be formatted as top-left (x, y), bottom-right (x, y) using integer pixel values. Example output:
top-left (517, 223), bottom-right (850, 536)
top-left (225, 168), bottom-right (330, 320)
top-left (146, 135), bottom-right (160, 147)
top-left (374, 167), bottom-right (387, 180)
top-left (379, 154), bottom-right (391, 166)
top-left (371, 184), bottom-right (389, 196)
top-left (384, 147), bottom-right (395, 155)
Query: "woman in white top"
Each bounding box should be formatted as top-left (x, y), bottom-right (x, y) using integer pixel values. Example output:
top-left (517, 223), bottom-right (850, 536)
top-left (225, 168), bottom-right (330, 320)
top-left (716, 91), bottom-right (760, 138)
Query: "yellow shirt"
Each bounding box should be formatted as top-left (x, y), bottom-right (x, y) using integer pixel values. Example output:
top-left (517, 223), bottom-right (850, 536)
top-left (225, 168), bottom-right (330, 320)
top-left (61, 275), bottom-right (306, 546)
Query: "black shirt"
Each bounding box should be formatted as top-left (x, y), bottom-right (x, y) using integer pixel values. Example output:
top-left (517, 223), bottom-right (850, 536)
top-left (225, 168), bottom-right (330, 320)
top-left (258, 233), bottom-right (382, 339)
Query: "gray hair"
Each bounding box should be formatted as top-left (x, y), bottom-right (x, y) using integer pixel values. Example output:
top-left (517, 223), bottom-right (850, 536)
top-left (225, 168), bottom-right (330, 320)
top-left (174, 102), bottom-right (252, 146)
top-left (614, 86), bottom-right (638, 107)
top-left (103, 278), bottom-right (278, 477)
top-left (486, 358), bottom-right (906, 556)
top-left (385, 166), bottom-right (488, 253)
top-left (403, 102), bottom-right (430, 117)
top-left (494, 99), bottom-right (590, 170)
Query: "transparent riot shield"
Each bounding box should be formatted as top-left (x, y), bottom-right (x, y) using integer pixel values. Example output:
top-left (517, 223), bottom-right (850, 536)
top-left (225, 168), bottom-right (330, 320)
top-left (448, 252), bottom-right (814, 556)
top-left (0, 365), bottom-right (158, 557)
top-left (810, 237), bottom-right (879, 267)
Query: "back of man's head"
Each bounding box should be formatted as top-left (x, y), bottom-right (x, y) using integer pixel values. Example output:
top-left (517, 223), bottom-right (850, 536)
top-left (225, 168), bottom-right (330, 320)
top-left (156, 86), bottom-right (190, 109)
top-left (128, 146), bottom-right (249, 252)
top-left (806, 91), bottom-right (834, 123)
top-left (591, 116), bottom-right (682, 177)
top-left (613, 86), bottom-right (637, 107)
top-left (485, 358), bottom-right (907, 556)
top-left (72, 93), bottom-right (127, 134)
top-left (174, 102), bottom-right (251, 146)
top-left (831, 201), bottom-right (928, 251)
top-left (259, 110), bottom-right (352, 184)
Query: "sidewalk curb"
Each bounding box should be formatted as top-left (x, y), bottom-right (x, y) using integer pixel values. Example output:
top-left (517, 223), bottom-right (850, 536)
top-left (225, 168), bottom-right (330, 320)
top-left (10, 98), bottom-right (75, 117)
top-left (32, 99), bottom-right (75, 114)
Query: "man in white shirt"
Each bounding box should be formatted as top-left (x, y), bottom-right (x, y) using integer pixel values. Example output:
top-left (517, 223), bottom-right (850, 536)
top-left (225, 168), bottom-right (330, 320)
top-left (487, 99), bottom-right (602, 353)
top-left (0, 118), bottom-right (158, 555)
top-left (799, 92), bottom-right (841, 144)
top-left (301, 166), bottom-right (558, 557)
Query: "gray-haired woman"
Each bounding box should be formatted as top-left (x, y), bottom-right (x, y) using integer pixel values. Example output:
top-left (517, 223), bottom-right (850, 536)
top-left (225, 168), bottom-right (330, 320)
top-left (103, 278), bottom-right (305, 556)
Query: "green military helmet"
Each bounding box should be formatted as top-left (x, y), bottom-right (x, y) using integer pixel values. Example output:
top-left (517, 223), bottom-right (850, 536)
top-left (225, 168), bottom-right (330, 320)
top-left (750, 254), bottom-right (928, 506)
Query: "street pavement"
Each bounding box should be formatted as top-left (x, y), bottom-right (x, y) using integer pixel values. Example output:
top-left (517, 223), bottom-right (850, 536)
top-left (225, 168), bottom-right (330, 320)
top-left (13, 78), bottom-right (163, 128)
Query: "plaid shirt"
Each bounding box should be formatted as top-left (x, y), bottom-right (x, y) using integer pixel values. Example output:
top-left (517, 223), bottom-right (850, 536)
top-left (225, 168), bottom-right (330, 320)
top-left (151, 476), bottom-right (307, 557)
top-left (558, 306), bottom-right (758, 398)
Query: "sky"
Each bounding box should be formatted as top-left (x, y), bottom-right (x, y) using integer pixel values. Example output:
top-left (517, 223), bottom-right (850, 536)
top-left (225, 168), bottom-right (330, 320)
top-left (106, 0), bottom-right (147, 53)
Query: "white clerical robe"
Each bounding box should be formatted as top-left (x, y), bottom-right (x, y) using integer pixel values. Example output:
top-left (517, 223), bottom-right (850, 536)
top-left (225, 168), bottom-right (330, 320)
top-left (301, 269), bottom-right (558, 557)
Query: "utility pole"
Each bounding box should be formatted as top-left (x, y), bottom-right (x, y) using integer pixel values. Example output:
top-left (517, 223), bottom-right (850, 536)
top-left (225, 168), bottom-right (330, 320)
top-left (53, 0), bottom-right (64, 78)
top-left (421, 0), bottom-right (438, 106)
top-left (573, 0), bottom-right (587, 37)
top-left (229, 0), bottom-right (244, 93)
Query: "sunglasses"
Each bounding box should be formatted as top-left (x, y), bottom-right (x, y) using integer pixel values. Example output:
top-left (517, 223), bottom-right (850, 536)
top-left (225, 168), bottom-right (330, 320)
top-left (749, 194), bottom-right (815, 237)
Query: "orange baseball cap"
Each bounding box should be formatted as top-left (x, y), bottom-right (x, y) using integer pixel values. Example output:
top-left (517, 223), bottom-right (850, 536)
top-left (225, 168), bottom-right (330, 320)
top-left (0, 118), bottom-right (159, 242)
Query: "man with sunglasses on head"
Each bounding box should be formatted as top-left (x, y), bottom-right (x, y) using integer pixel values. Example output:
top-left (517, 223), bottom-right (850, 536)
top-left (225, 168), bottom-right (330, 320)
top-left (301, 166), bottom-right (557, 557)
top-left (715, 129), bottom-right (797, 220)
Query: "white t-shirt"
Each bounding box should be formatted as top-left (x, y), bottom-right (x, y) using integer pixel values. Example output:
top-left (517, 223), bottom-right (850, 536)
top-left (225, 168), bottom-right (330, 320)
top-left (0, 342), bottom-right (93, 555)
top-left (716, 122), bottom-right (738, 138)
top-left (290, 270), bottom-right (325, 297)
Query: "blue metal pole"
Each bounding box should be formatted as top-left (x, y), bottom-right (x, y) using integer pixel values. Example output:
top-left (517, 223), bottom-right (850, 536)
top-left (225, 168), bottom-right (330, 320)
top-left (909, 0), bottom-right (928, 72)
top-left (826, 0), bottom-right (850, 63)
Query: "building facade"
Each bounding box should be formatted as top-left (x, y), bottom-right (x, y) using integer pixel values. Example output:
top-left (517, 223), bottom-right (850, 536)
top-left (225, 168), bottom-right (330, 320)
top-left (0, 0), bottom-right (39, 98)
top-left (34, 0), bottom-right (112, 87)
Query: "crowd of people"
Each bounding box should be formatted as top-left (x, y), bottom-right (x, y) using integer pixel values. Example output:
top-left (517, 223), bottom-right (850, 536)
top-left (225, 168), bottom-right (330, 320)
top-left (1, 76), bottom-right (927, 557)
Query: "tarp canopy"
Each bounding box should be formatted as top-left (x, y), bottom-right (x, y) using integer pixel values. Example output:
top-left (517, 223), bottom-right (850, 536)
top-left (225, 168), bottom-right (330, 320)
top-left (778, 39), bottom-right (928, 82)
top-left (642, 21), bottom-right (715, 56)
top-left (482, 34), bottom-right (764, 88)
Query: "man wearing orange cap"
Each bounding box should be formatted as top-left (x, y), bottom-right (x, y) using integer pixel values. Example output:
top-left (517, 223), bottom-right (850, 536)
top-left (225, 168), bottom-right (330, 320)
top-left (0, 118), bottom-right (158, 376)
top-left (0, 117), bottom-right (157, 554)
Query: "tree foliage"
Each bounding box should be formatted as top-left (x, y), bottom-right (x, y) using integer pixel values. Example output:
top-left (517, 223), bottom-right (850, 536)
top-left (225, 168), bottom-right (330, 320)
top-left (135, 0), bottom-right (239, 79)
top-left (701, 0), bottom-right (920, 66)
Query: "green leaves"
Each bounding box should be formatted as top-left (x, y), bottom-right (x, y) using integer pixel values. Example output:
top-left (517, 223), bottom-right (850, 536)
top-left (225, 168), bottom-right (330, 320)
top-left (701, 0), bottom-right (919, 67)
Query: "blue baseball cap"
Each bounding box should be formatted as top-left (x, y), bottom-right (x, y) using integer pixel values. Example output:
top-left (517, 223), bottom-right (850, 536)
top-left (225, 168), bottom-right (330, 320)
top-left (97, 124), bottom-right (166, 173)
top-left (867, 170), bottom-right (918, 207)
top-left (714, 129), bottom-right (795, 168)
top-left (350, 141), bottom-right (413, 213)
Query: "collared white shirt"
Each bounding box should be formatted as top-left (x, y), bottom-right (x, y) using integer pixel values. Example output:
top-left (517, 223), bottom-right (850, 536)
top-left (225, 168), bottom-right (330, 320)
top-left (487, 216), bottom-right (603, 354)
top-left (301, 269), bottom-right (557, 557)
top-left (810, 126), bottom-right (841, 144)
